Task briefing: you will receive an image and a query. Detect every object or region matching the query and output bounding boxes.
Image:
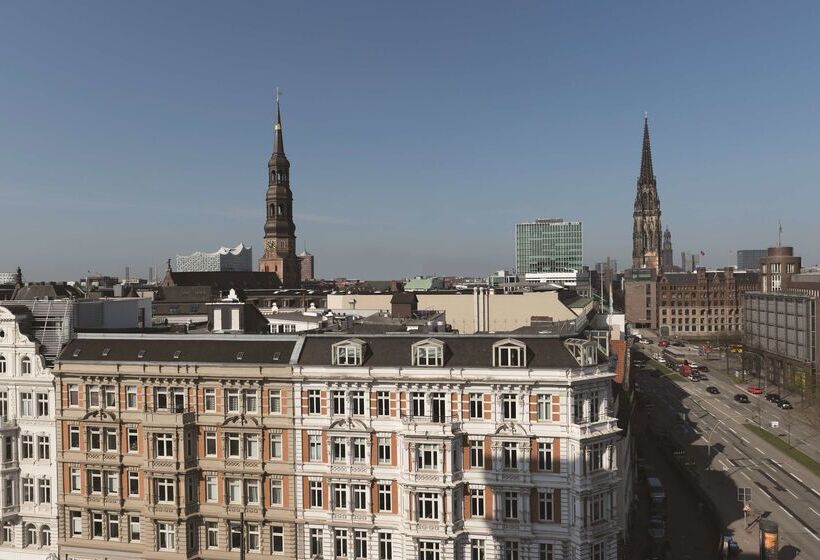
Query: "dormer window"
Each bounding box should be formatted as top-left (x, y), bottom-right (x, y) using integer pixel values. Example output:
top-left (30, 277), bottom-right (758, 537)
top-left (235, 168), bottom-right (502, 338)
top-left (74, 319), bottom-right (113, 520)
top-left (272, 352), bottom-right (281, 361)
top-left (20, 356), bottom-right (31, 375)
top-left (493, 339), bottom-right (527, 368)
top-left (236, 352), bottom-right (245, 361)
top-left (72, 349), bottom-right (81, 358)
top-left (564, 338), bottom-right (597, 366)
top-left (412, 339), bottom-right (444, 367)
top-left (332, 339), bottom-right (364, 366)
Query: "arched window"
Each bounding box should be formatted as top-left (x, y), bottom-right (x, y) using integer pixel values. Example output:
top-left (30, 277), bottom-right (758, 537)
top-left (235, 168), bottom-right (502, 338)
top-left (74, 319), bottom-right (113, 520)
top-left (269, 204), bottom-right (275, 217)
top-left (21, 356), bottom-right (31, 375)
top-left (277, 204), bottom-right (284, 216)
top-left (40, 525), bottom-right (51, 546)
top-left (26, 523), bottom-right (37, 546)
top-left (0, 356), bottom-right (5, 374)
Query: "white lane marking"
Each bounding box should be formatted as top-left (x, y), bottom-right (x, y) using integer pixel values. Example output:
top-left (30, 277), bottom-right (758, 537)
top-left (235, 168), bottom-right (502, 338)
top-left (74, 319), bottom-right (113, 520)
top-left (718, 459), bottom-right (730, 470)
top-left (810, 506), bottom-right (820, 517)
top-left (786, 488), bottom-right (799, 499)
top-left (755, 447), bottom-right (764, 454)
top-left (805, 528), bottom-right (820, 542)
top-left (740, 472), bottom-right (752, 481)
top-left (793, 473), bottom-right (804, 483)
top-left (779, 505), bottom-right (795, 519)
top-left (759, 486), bottom-right (774, 499)
top-left (765, 463), bottom-right (778, 474)
top-left (728, 427), bottom-right (738, 435)
top-left (740, 437), bottom-right (750, 444)
top-left (812, 488), bottom-right (820, 499)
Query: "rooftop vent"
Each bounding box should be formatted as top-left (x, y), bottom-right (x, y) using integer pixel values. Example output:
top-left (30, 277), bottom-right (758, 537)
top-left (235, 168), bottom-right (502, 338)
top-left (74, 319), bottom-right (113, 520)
top-left (72, 349), bottom-right (81, 358)
top-left (236, 352), bottom-right (245, 361)
top-left (137, 349), bottom-right (146, 359)
top-left (273, 352), bottom-right (281, 361)
top-left (102, 348), bottom-right (110, 357)
top-left (173, 350), bottom-right (182, 360)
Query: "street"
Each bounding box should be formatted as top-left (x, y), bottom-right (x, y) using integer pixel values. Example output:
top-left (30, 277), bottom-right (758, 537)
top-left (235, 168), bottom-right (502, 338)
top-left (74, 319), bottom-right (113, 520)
top-left (633, 339), bottom-right (820, 558)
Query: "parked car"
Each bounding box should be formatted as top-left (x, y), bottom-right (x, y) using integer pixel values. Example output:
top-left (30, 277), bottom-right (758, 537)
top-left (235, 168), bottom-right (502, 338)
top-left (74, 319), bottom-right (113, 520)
top-left (698, 366), bottom-right (710, 372)
top-left (648, 516), bottom-right (666, 540)
top-left (639, 338), bottom-right (651, 345)
top-left (747, 385), bottom-right (764, 395)
top-left (778, 399), bottom-right (793, 410)
top-left (652, 353), bottom-right (662, 360)
top-left (672, 341), bottom-right (685, 347)
top-left (734, 394), bottom-right (750, 403)
top-left (706, 386), bottom-right (720, 395)
top-left (765, 393), bottom-right (782, 403)
top-left (658, 340), bottom-right (670, 348)
top-left (697, 373), bottom-right (709, 382)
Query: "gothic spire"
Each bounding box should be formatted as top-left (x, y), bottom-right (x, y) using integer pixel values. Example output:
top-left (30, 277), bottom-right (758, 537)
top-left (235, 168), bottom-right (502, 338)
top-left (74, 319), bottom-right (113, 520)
top-left (639, 113), bottom-right (654, 183)
top-left (274, 88), bottom-right (285, 156)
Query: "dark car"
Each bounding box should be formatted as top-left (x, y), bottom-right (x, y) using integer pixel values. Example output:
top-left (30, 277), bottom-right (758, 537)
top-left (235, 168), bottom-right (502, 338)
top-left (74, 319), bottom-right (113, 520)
top-left (698, 366), bottom-right (710, 373)
top-left (765, 393), bottom-right (782, 403)
top-left (778, 399), bottom-right (793, 410)
top-left (706, 386), bottom-right (720, 394)
top-left (734, 394), bottom-right (750, 403)
top-left (672, 341), bottom-right (685, 347)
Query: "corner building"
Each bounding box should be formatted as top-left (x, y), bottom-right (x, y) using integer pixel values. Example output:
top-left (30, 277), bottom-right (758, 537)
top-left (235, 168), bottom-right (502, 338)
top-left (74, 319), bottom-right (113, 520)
top-left (292, 334), bottom-right (622, 560)
top-left (54, 334), bottom-right (299, 560)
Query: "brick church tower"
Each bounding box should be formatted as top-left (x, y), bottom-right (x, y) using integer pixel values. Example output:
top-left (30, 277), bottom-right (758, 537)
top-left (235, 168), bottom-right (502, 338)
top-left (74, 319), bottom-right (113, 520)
top-left (632, 115), bottom-right (663, 271)
top-left (258, 94), bottom-right (301, 287)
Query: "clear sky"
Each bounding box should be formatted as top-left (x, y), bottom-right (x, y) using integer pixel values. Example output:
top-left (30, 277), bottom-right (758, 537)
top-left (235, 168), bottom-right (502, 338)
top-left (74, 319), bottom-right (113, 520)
top-left (3, 1), bottom-right (820, 281)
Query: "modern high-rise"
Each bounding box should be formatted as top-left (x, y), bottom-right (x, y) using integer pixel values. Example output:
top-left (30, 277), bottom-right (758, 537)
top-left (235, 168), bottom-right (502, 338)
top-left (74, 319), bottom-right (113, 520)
top-left (259, 95), bottom-right (301, 288)
top-left (515, 219), bottom-right (583, 274)
top-left (736, 249), bottom-right (767, 271)
top-left (631, 116), bottom-right (663, 272)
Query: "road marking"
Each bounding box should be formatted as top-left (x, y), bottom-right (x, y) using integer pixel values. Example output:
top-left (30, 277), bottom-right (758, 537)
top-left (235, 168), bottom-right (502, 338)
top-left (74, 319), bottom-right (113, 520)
top-left (740, 436), bottom-right (750, 444)
top-left (754, 447), bottom-right (764, 454)
top-left (812, 488), bottom-right (820, 499)
top-left (786, 488), bottom-right (799, 499)
top-left (810, 506), bottom-right (820, 517)
top-left (740, 472), bottom-right (752, 481)
top-left (779, 505), bottom-right (795, 518)
top-left (805, 528), bottom-right (820, 542)
top-left (792, 473), bottom-right (804, 483)
top-left (728, 427), bottom-right (738, 435)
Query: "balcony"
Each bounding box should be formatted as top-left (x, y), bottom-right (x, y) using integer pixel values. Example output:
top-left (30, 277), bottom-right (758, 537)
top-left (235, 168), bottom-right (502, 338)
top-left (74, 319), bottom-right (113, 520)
top-left (143, 408), bottom-right (197, 427)
top-left (403, 469), bottom-right (461, 486)
top-left (400, 414), bottom-right (461, 434)
top-left (569, 417), bottom-right (620, 439)
top-left (0, 417), bottom-right (18, 431)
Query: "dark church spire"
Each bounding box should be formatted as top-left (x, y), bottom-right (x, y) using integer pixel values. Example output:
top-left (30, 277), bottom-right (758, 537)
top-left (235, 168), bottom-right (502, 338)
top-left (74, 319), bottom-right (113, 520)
top-left (639, 113), bottom-right (654, 183)
top-left (274, 87), bottom-right (285, 156)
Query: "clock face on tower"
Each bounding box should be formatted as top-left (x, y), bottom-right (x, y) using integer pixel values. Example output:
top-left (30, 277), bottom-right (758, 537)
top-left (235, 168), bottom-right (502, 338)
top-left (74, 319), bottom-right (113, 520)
top-left (265, 239), bottom-right (277, 252)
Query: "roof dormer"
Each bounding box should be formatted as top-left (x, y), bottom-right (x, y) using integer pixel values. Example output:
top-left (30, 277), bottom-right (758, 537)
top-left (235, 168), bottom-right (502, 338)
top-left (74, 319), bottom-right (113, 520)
top-left (332, 338), bottom-right (366, 366)
top-left (492, 338), bottom-right (527, 368)
top-left (411, 338), bottom-right (445, 367)
top-left (564, 338), bottom-right (598, 366)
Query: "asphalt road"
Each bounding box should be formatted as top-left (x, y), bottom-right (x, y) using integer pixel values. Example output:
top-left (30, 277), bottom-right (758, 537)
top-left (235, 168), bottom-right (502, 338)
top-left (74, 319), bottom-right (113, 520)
top-left (634, 341), bottom-right (820, 557)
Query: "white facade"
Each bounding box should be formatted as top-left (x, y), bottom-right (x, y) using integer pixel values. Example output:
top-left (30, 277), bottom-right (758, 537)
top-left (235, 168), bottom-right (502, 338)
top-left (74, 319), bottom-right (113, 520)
top-left (175, 243), bottom-right (253, 272)
top-left (0, 307), bottom-right (59, 559)
top-left (291, 335), bottom-right (622, 560)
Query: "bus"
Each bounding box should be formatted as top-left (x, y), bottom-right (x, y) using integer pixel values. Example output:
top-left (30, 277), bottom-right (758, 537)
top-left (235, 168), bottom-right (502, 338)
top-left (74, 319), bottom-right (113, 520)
top-left (662, 347), bottom-right (689, 368)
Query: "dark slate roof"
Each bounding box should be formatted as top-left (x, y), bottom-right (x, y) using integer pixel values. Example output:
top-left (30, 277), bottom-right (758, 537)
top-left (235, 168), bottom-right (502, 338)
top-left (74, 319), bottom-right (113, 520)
top-left (163, 271), bottom-right (281, 297)
top-left (58, 336), bottom-right (296, 365)
top-left (662, 273), bottom-right (696, 285)
top-left (157, 286), bottom-right (213, 303)
top-left (390, 292), bottom-right (418, 304)
top-left (297, 335), bottom-right (595, 369)
top-left (0, 305), bottom-right (34, 336)
top-left (13, 283), bottom-right (85, 300)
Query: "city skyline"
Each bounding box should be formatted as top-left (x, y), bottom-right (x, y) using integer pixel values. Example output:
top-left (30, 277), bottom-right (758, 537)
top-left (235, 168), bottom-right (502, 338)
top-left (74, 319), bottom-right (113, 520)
top-left (3, 2), bottom-right (820, 280)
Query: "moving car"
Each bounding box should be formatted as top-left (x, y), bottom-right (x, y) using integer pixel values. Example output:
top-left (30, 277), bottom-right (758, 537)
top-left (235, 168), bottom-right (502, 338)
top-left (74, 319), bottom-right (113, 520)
top-left (734, 394), bottom-right (750, 403)
top-left (765, 393), bottom-right (781, 403)
top-left (747, 385), bottom-right (764, 395)
top-left (658, 340), bottom-right (670, 348)
top-left (778, 399), bottom-right (793, 410)
top-left (697, 373), bottom-right (709, 382)
top-left (706, 386), bottom-right (720, 394)
top-left (698, 366), bottom-right (710, 373)
top-left (671, 341), bottom-right (685, 347)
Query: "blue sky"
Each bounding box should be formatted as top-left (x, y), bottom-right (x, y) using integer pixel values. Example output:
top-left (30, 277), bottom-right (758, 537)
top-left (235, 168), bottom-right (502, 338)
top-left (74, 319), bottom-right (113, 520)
top-left (2, 1), bottom-right (820, 281)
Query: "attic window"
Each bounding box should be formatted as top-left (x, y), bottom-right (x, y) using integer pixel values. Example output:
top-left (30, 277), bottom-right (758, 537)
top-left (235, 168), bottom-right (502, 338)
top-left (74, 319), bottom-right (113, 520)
top-left (564, 338), bottom-right (597, 366)
top-left (102, 348), bottom-right (111, 357)
top-left (332, 339), bottom-right (365, 366)
top-left (72, 349), bottom-right (81, 358)
top-left (272, 352), bottom-right (281, 361)
top-left (173, 350), bottom-right (182, 360)
top-left (137, 350), bottom-right (146, 359)
top-left (411, 339), bottom-right (445, 367)
top-left (492, 339), bottom-right (527, 368)
top-left (236, 352), bottom-right (245, 361)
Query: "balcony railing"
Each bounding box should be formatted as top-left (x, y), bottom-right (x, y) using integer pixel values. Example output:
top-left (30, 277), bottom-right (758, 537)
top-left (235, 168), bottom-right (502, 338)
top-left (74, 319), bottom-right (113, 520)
top-left (400, 414), bottom-right (461, 433)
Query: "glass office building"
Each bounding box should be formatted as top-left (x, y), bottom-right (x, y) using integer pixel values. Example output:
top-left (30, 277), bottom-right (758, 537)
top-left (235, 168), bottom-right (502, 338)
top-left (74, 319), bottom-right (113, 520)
top-left (515, 219), bottom-right (583, 274)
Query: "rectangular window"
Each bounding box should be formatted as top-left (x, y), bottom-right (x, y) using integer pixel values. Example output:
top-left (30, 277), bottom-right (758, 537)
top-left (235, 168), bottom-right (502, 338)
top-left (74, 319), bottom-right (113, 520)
top-left (205, 476), bottom-right (217, 502)
top-left (470, 488), bottom-right (485, 516)
top-left (108, 513), bottom-right (119, 540)
top-left (103, 385), bottom-right (116, 408)
top-left (270, 479), bottom-right (283, 506)
top-left (71, 511), bottom-right (82, 536)
top-left (352, 437), bottom-right (367, 463)
top-left (310, 528), bottom-right (323, 557)
top-left (38, 435), bottom-right (50, 459)
top-left (353, 483), bottom-right (368, 510)
top-left (573, 393), bottom-right (585, 423)
top-left (503, 541), bottom-right (520, 560)
top-left (227, 433), bottom-right (240, 458)
top-left (501, 394), bottom-right (517, 420)
top-left (589, 492), bottom-right (608, 524)
top-left (378, 482), bottom-right (392, 511)
top-left (36, 393), bottom-right (49, 416)
top-left (21, 434), bottom-right (34, 459)
top-left (247, 523), bottom-right (260, 551)
top-left (415, 344), bottom-right (443, 366)
top-left (308, 435), bottom-right (322, 461)
top-left (244, 434), bottom-right (260, 459)
top-left (68, 384), bottom-right (79, 407)
top-left (128, 471), bottom-right (139, 496)
top-left (22, 477), bottom-right (34, 502)
top-left (333, 483), bottom-right (348, 510)
top-left (537, 490), bottom-right (554, 521)
top-left (129, 515), bottom-right (140, 542)
top-left (155, 433), bottom-right (174, 458)
top-left (354, 529), bottom-right (368, 559)
top-left (469, 393), bottom-right (483, 419)
top-left (271, 525), bottom-right (284, 553)
top-left (269, 389), bottom-right (282, 414)
top-left (411, 392), bottom-right (425, 417)
top-left (227, 479), bottom-right (242, 504)
top-left (105, 428), bottom-right (118, 452)
top-left (496, 345), bottom-right (523, 367)
top-left (504, 492), bottom-right (519, 519)
top-left (244, 390), bottom-right (258, 414)
top-left (537, 394), bottom-right (551, 421)
top-left (335, 529), bottom-right (349, 558)
top-left (332, 391), bottom-right (346, 415)
top-left (88, 385), bottom-right (100, 408)
top-left (471, 540), bottom-right (486, 560)
top-left (125, 385), bottom-right (138, 409)
top-left (157, 522), bottom-right (176, 551)
top-left (378, 533), bottom-right (393, 560)
top-left (589, 392), bottom-right (600, 423)
top-left (245, 479), bottom-right (260, 504)
top-left (416, 444), bottom-right (438, 470)
top-left (431, 393), bottom-right (445, 423)
top-left (332, 437), bottom-right (347, 462)
top-left (128, 427), bottom-right (139, 453)
top-left (38, 478), bottom-right (51, 503)
top-left (205, 432), bottom-right (217, 456)
top-left (156, 478), bottom-right (175, 503)
top-left (92, 511), bottom-right (104, 538)
top-left (418, 540), bottom-right (441, 560)
top-left (204, 388), bottom-right (216, 412)
top-left (335, 345), bottom-right (362, 365)
top-left (154, 387), bottom-right (168, 410)
top-left (377, 436), bottom-right (391, 464)
top-left (308, 390), bottom-right (321, 414)
top-left (351, 390), bottom-right (366, 415)
top-left (586, 442), bottom-right (605, 473)
top-left (70, 468), bottom-right (81, 493)
top-left (469, 440), bottom-right (484, 468)
top-left (418, 492), bottom-right (439, 519)
top-left (377, 391), bottom-right (391, 416)
top-left (502, 442), bottom-right (518, 469)
top-left (20, 392), bottom-right (33, 416)
top-left (89, 470), bottom-right (103, 494)
top-left (206, 521), bottom-right (218, 548)
top-left (269, 433), bottom-right (282, 460)
top-left (539, 544), bottom-right (554, 560)
top-left (309, 480), bottom-right (323, 508)
top-left (226, 390), bottom-right (240, 413)
top-left (106, 471), bottom-right (119, 495)
top-left (538, 441), bottom-right (553, 471)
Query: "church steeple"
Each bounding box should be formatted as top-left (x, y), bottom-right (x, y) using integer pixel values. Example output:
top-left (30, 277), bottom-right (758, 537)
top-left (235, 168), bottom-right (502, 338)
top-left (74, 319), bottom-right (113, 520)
top-left (639, 113), bottom-right (654, 184)
top-left (259, 89), bottom-right (301, 288)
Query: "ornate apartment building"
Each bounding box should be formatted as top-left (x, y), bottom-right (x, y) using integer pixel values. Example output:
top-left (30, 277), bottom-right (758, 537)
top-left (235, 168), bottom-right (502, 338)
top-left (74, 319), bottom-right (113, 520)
top-left (292, 334), bottom-right (622, 560)
top-left (52, 330), bottom-right (623, 560)
top-left (0, 305), bottom-right (59, 560)
top-left (54, 334), bottom-right (299, 560)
